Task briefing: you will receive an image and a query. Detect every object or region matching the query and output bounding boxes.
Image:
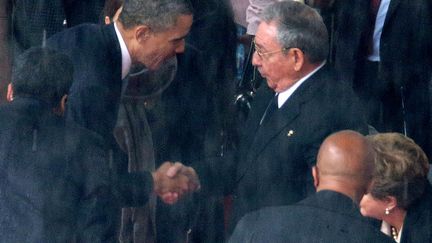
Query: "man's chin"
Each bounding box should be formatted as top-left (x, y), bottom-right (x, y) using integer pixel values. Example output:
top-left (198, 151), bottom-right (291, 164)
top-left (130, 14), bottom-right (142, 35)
top-left (266, 79), bottom-right (276, 90)
top-left (148, 58), bottom-right (170, 71)
top-left (145, 62), bottom-right (160, 71)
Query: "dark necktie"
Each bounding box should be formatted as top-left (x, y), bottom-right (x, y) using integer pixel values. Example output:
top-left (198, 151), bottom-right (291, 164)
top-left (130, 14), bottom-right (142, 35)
top-left (260, 94), bottom-right (279, 125)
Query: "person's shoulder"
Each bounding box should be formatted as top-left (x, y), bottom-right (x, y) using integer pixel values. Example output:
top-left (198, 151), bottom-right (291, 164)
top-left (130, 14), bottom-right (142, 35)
top-left (316, 64), bottom-right (360, 100)
top-left (239, 205), bottom-right (306, 228)
top-left (47, 23), bottom-right (106, 48)
top-left (230, 206), bottom-right (298, 243)
top-left (316, 64), bottom-right (350, 88)
top-left (255, 205), bottom-right (391, 243)
top-left (406, 183), bottom-right (432, 224)
top-left (0, 102), bottom-right (12, 118)
top-left (0, 103), bottom-right (21, 133)
top-left (54, 23), bottom-right (103, 36)
top-left (403, 191), bottom-right (432, 243)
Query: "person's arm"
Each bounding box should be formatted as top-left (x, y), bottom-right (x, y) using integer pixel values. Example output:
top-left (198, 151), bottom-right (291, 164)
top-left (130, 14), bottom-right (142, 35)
top-left (246, 0), bottom-right (277, 35)
top-left (0, 0), bottom-right (11, 103)
top-left (73, 131), bottom-right (200, 241)
top-left (114, 161), bottom-right (201, 206)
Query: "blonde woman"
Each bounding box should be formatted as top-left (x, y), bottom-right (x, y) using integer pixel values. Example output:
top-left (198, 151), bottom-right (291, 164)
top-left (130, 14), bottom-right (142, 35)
top-left (360, 133), bottom-right (432, 242)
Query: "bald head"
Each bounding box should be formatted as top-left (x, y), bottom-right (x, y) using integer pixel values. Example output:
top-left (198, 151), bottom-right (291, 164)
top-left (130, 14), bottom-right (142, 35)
top-left (313, 130), bottom-right (374, 203)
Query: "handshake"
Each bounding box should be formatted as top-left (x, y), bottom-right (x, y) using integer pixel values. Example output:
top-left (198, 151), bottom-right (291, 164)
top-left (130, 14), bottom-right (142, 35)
top-left (152, 162), bottom-right (200, 204)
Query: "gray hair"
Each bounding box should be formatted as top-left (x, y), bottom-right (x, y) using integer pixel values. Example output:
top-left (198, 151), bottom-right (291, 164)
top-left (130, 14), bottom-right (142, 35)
top-left (261, 1), bottom-right (328, 63)
top-left (119, 0), bottom-right (193, 31)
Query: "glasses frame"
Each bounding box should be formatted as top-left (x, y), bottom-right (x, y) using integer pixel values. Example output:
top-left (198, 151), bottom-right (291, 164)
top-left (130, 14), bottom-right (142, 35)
top-left (253, 38), bottom-right (290, 59)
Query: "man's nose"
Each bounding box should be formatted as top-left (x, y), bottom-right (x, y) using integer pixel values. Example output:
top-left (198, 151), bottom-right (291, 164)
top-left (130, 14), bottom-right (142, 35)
top-left (252, 51), bottom-right (261, 66)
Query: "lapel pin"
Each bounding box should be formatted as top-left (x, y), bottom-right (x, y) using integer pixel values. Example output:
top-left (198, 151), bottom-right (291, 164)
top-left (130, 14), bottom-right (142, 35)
top-left (287, 130), bottom-right (294, 137)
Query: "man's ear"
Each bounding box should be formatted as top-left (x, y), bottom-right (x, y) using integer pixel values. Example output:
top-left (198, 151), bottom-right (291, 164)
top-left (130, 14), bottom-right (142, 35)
top-left (53, 94), bottom-right (68, 116)
top-left (104, 16), bottom-right (111, 25)
top-left (7, 83), bottom-right (13, 102)
top-left (135, 25), bottom-right (151, 44)
top-left (291, 48), bottom-right (305, 72)
top-left (60, 94), bottom-right (67, 114)
top-left (312, 166), bottom-right (319, 189)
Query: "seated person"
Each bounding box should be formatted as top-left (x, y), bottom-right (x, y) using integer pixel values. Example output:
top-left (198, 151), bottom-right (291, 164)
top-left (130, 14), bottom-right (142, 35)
top-left (0, 47), bottom-right (199, 242)
top-left (360, 133), bottom-right (432, 243)
top-left (229, 130), bottom-right (393, 243)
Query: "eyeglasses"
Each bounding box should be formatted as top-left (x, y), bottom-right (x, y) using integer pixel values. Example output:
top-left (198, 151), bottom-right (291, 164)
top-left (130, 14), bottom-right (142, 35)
top-left (253, 38), bottom-right (289, 59)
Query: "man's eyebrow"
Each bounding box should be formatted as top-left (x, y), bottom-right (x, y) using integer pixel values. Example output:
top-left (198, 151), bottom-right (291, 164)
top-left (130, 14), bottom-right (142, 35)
top-left (254, 38), bottom-right (265, 50)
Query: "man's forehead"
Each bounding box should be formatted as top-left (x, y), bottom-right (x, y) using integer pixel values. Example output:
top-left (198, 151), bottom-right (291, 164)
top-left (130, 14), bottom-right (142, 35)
top-left (255, 22), bottom-right (279, 45)
top-left (172, 14), bottom-right (193, 33)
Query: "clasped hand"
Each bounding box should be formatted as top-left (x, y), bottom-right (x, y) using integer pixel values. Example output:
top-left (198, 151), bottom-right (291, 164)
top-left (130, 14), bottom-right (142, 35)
top-left (152, 162), bottom-right (200, 204)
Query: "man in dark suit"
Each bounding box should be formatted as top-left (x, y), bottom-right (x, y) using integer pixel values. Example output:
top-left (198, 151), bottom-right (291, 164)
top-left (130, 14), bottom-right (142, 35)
top-left (0, 46), bottom-right (81, 242)
top-left (46, 1), bottom-right (200, 240)
top-left (46, 0), bottom-right (193, 149)
top-left (46, 0), bottom-right (196, 190)
top-left (0, 47), bottom-right (199, 242)
top-left (229, 130), bottom-right (393, 243)
top-left (226, 1), bottom-right (368, 233)
top-left (330, 0), bottom-right (432, 158)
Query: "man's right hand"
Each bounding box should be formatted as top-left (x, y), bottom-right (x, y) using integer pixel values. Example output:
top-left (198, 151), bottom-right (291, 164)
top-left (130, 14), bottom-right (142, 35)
top-left (152, 162), bottom-right (200, 204)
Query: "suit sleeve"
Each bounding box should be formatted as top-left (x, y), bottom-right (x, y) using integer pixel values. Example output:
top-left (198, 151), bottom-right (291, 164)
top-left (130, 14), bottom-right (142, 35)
top-left (70, 130), bottom-right (153, 242)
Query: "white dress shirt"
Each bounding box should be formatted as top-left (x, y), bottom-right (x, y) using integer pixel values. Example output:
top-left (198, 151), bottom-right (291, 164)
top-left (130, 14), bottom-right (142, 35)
top-left (367, 0), bottom-right (391, 62)
top-left (114, 22), bottom-right (132, 79)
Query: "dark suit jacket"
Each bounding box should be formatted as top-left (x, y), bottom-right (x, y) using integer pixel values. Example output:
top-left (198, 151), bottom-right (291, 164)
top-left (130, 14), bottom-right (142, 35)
top-left (0, 97), bottom-right (78, 242)
top-left (401, 183), bottom-right (432, 243)
top-left (332, 0), bottom-right (432, 156)
top-left (333, 0), bottom-right (432, 88)
top-left (46, 24), bottom-right (154, 242)
top-left (47, 23), bottom-right (122, 146)
top-left (0, 97), bottom-right (149, 242)
top-left (47, 23), bottom-right (152, 192)
top-left (229, 190), bottom-right (394, 243)
top-left (228, 64), bottom-right (368, 232)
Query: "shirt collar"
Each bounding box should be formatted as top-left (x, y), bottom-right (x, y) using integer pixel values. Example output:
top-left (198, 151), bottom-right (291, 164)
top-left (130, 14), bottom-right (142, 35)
top-left (114, 22), bottom-right (132, 79)
top-left (277, 61), bottom-right (326, 108)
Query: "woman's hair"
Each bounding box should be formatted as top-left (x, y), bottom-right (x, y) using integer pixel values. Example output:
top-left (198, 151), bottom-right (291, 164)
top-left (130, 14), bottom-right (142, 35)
top-left (367, 133), bottom-right (430, 209)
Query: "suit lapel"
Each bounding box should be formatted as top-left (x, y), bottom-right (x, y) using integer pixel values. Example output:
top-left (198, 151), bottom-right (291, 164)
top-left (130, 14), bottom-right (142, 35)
top-left (251, 68), bottom-right (325, 158)
top-left (240, 87), bottom-right (275, 151)
top-left (103, 23), bottom-right (123, 82)
top-left (246, 96), bottom-right (301, 163)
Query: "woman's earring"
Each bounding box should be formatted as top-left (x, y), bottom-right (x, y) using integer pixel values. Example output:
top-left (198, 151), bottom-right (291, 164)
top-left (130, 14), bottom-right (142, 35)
top-left (385, 208), bottom-right (390, 215)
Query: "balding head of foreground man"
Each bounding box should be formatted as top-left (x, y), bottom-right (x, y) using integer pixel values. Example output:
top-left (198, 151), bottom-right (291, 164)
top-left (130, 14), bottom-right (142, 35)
top-left (313, 130), bottom-right (375, 203)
